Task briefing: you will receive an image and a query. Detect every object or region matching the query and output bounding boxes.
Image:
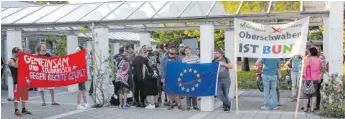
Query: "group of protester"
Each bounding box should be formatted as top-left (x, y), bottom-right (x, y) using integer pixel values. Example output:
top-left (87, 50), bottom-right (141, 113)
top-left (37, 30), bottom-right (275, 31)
top-left (6, 41), bottom-right (328, 117)
top-left (7, 43), bottom-right (92, 116)
top-left (256, 46), bottom-right (327, 113)
top-left (110, 44), bottom-right (233, 112)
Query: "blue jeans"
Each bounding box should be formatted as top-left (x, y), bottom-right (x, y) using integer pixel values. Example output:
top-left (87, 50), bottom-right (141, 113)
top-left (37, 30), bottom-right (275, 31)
top-left (217, 79), bottom-right (231, 106)
top-left (263, 75), bottom-right (278, 108)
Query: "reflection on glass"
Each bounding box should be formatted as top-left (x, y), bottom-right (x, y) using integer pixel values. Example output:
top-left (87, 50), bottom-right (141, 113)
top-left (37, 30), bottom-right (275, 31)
top-left (154, 1), bottom-right (190, 18)
top-left (128, 1), bottom-right (166, 19)
top-left (1, 8), bottom-right (22, 18)
top-left (37, 4), bottom-right (80, 23)
top-left (80, 2), bottom-right (122, 21)
top-left (181, 1), bottom-right (214, 17)
top-left (58, 3), bottom-right (101, 22)
top-left (103, 1), bottom-right (144, 20)
top-left (16, 5), bottom-right (61, 24)
top-left (2, 7), bottom-right (41, 24)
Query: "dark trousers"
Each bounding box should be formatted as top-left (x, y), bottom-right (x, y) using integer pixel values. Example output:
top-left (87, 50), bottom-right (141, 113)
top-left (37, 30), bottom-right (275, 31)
top-left (187, 97), bottom-right (197, 108)
top-left (134, 79), bottom-right (146, 103)
top-left (306, 79), bottom-right (322, 109)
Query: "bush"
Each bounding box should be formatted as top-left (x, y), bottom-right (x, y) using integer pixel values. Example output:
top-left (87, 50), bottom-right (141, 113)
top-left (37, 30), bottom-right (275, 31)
top-left (320, 74), bottom-right (345, 118)
top-left (237, 69), bottom-right (289, 89)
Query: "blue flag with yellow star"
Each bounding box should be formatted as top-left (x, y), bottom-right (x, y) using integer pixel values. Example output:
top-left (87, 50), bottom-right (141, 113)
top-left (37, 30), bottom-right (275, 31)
top-left (165, 62), bottom-right (219, 96)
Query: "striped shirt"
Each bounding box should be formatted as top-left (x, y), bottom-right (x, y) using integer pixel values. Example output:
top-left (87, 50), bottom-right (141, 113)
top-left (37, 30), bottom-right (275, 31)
top-left (182, 55), bottom-right (200, 64)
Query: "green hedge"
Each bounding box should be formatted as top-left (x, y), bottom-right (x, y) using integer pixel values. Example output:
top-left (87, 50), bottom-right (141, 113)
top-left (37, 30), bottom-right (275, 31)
top-left (237, 69), bottom-right (289, 89)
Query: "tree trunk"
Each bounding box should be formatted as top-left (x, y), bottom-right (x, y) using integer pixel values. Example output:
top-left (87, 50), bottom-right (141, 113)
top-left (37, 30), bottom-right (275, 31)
top-left (241, 57), bottom-right (250, 72)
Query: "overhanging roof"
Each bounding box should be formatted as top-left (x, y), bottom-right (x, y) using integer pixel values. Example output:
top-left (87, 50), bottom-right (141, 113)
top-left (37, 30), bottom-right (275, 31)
top-left (1, 1), bottom-right (329, 33)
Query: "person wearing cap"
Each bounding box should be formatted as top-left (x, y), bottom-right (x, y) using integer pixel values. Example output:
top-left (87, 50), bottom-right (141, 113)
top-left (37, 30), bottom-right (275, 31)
top-left (75, 46), bottom-right (91, 110)
top-left (212, 48), bottom-right (233, 112)
top-left (160, 45), bottom-right (184, 110)
top-left (36, 43), bottom-right (60, 106)
top-left (182, 46), bottom-right (200, 111)
top-left (8, 47), bottom-right (32, 116)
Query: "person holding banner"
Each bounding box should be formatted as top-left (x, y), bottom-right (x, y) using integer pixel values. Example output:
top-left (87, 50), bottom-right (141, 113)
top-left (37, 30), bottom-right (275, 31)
top-left (256, 58), bottom-right (281, 110)
top-left (212, 48), bottom-right (233, 112)
top-left (8, 47), bottom-right (32, 116)
top-left (76, 46), bottom-right (90, 110)
top-left (36, 43), bottom-right (60, 106)
top-left (160, 45), bottom-right (184, 110)
top-left (182, 46), bottom-right (200, 111)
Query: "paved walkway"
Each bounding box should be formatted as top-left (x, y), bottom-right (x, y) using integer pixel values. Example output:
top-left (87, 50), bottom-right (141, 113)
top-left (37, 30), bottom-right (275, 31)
top-left (1, 89), bottom-right (339, 119)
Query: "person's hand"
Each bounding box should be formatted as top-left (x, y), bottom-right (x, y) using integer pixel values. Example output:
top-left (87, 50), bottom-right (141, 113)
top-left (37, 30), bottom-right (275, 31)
top-left (219, 62), bottom-right (225, 66)
top-left (256, 76), bottom-right (261, 81)
top-left (161, 78), bottom-right (165, 83)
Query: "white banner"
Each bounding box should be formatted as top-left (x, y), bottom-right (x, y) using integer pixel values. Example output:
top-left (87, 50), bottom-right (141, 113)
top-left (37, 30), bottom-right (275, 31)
top-left (234, 17), bottom-right (309, 58)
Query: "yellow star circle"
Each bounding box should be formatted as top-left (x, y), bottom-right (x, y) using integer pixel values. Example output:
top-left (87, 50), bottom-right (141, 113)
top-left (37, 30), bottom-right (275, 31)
top-left (178, 68), bottom-right (202, 92)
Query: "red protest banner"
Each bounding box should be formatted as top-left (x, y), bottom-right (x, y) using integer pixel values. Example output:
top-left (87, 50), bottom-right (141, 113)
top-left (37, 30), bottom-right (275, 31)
top-left (17, 49), bottom-right (87, 88)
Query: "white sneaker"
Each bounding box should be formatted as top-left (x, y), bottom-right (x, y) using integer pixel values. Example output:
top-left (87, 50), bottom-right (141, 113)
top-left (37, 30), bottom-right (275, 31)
top-left (84, 104), bottom-right (91, 109)
top-left (145, 104), bottom-right (155, 109)
top-left (77, 104), bottom-right (86, 110)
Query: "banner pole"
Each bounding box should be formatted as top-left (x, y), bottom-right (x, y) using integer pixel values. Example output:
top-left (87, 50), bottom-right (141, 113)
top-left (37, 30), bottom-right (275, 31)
top-left (233, 24), bottom-right (239, 114)
top-left (294, 58), bottom-right (305, 119)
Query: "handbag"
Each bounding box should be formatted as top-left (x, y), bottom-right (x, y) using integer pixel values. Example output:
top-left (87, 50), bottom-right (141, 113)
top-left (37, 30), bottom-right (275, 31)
top-left (302, 80), bottom-right (316, 94)
top-left (302, 58), bottom-right (316, 94)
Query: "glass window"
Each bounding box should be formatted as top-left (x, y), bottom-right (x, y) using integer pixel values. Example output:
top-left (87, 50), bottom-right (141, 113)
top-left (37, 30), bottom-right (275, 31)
top-left (80, 2), bottom-right (123, 21)
top-left (37, 4), bottom-right (81, 23)
top-left (271, 1), bottom-right (300, 13)
top-left (103, 1), bottom-right (145, 20)
top-left (239, 1), bottom-right (269, 14)
top-left (2, 7), bottom-right (41, 24)
top-left (16, 5), bottom-right (62, 24)
top-left (57, 3), bottom-right (102, 22)
top-left (154, 1), bottom-right (190, 18)
top-left (1, 8), bottom-right (22, 18)
top-left (209, 2), bottom-right (233, 16)
top-left (128, 1), bottom-right (166, 19)
top-left (180, 1), bottom-right (214, 17)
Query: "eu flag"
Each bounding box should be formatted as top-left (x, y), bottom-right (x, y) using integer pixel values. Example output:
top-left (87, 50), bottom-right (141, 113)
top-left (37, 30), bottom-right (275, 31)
top-left (165, 62), bottom-right (219, 96)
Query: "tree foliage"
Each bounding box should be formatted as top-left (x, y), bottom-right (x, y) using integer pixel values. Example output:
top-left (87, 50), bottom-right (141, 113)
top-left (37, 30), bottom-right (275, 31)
top-left (152, 1), bottom-right (302, 48)
top-left (44, 36), bottom-right (67, 56)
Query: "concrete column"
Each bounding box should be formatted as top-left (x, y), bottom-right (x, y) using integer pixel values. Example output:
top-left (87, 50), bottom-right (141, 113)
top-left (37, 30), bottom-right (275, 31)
top-left (111, 43), bottom-right (120, 55)
top-left (93, 26), bottom-right (110, 104)
top-left (325, 1), bottom-right (344, 80)
top-left (322, 17), bottom-right (329, 82)
top-left (6, 29), bottom-right (22, 99)
top-left (86, 41), bottom-right (92, 51)
top-left (224, 30), bottom-right (235, 99)
top-left (67, 34), bottom-right (79, 92)
top-left (200, 24), bottom-right (215, 111)
top-left (139, 33), bottom-right (151, 47)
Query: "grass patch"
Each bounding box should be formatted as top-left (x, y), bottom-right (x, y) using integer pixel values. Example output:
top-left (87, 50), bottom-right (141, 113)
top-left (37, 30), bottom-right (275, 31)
top-left (237, 69), bottom-right (288, 89)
